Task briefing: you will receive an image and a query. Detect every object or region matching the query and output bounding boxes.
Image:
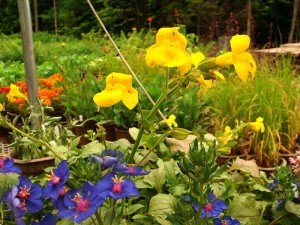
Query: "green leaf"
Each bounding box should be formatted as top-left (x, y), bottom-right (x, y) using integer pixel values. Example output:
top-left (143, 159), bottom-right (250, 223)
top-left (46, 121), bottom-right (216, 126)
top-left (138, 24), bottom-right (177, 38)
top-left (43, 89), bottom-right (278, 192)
top-left (144, 167), bottom-right (166, 193)
top-left (285, 201), bottom-right (300, 217)
top-left (148, 194), bottom-right (176, 220)
top-left (228, 157), bottom-right (260, 177)
top-left (228, 194), bottom-right (264, 224)
top-left (125, 204), bottom-right (144, 215)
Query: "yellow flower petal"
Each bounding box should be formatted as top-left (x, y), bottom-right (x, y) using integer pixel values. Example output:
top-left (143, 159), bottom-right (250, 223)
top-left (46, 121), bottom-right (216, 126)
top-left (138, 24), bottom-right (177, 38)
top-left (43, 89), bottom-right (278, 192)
top-left (0, 103), bottom-right (3, 111)
top-left (106, 72), bottom-right (132, 89)
top-left (212, 70), bottom-right (225, 80)
top-left (93, 89), bottom-right (122, 107)
top-left (197, 75), bottom-right (213, 88)
top-left (156, 27), bottom-right (187, 50)
top-left (122, 87), bottom-right (139, 110)
top-left (215, 52), bottom-right (233, 66)
top-left (178, 52), bottom-right (192, 75)
top-left (146, 45), bottom-right (188, 67)
top-left (230, 34), bottom-right (250, 55)
top-left (233, 52), bottom-right (256, 82)
top-left (191, 52), bottom-right (206, 67)
top-left (164, 114), bottom-right (178, 127)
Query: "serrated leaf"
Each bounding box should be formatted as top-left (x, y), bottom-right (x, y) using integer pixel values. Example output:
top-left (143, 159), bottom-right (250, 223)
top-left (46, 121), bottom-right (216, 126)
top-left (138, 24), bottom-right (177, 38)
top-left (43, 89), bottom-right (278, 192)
top-left (148, 194), bottom-right (176, 220)
top-left (285, 201), bottom-right (300, 217)
top-left (228, 157), bottom-right (260, 177)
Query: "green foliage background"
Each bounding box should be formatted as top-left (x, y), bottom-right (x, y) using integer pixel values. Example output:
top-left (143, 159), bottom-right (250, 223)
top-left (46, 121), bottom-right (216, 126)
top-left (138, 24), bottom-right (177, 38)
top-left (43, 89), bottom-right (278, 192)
top-left (0, 0), bottom-right (296, 47)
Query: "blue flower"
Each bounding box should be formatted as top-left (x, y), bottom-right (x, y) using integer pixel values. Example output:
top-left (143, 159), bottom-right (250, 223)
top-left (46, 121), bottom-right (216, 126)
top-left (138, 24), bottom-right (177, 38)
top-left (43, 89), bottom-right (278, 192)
top-left (101, 149), bottom-right (124, 160)
top-left (269, 179), bottom-right (278, 191)
top-left (0, 155), bottom-right (21, 174)
top-left (90, 154), bottom-right (120, 169)
top-left (31, 214), bottom-right (56, 225)
top-left (43, 160), bottom-right (70, 201)
top-left (16, 176), bottom-right (43, 214)
top-left (113, 163), bottom-right (148, 176)
top-left (2, 186), bottom-right (26, 224)
top-left (57, 181), bottom-right (104, 224)
top-left (214, 216), bottom-right (240, 225)
top-left (95, 172), bottom-right (140, 200)
top-left (277, 198), bottom-right (286, 209)
top-left (193, 192), bottom-right (228, 218)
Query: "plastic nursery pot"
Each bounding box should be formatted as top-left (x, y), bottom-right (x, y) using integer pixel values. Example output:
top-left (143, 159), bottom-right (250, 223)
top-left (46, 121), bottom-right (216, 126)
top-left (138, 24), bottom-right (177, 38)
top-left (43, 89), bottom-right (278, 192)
top-left (8, 149), bottom-right (55, 177)
top-left (102, 123), bottom-right (117, 142)
top-left (216, 154), bottom-right (247, 166)
top-left (115, 127), bottom-right (134, 144)
top-left (247, 154), bottom-right (287, 176)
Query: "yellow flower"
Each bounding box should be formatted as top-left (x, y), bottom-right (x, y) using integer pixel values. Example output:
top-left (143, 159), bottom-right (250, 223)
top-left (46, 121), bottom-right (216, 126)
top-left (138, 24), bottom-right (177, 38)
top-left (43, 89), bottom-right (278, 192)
top-left (93, 72), bottom-right (138, 110)
top-left (6, 84), bottom-right (27, 102)
top-left (0, 103), bottom-right (3, 111)
top-left (191, 52), bottom-right (224, 88)
top-left (161, 114), bottom-right (178, 127)
top-left (215, 34), bottom-right (256, 82)
top-left (145, 27), bottom-right (191, 75)
top-left (248, 117), bottom-right (265, 133)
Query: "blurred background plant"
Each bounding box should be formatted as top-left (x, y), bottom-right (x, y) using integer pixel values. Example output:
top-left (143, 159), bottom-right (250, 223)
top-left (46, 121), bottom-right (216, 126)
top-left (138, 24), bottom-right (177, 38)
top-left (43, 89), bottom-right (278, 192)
top-left (204, 55), bottom-right (300, 167)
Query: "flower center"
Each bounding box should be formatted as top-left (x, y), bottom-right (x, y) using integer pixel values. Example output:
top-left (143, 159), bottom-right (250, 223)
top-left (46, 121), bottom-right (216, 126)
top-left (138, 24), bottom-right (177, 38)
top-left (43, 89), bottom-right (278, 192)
top-left (0, 157), bottom-right (5, 168)
top-left (128, 165), bottom-right (135, 174)
top-left (221, 220), bottom-right (229, 225)
top-left (204, 203), bottom-right (213, 212)
top-left (45, 170), bottom-right (61, 184)
top-left (59, 186), bottom-right (68, 196)
top-left (73, 193), bottom-right (89, 212)
top-left (17, 185), bottom-right (31, 200)
top-left (112, 175), bottom-right (124, 193)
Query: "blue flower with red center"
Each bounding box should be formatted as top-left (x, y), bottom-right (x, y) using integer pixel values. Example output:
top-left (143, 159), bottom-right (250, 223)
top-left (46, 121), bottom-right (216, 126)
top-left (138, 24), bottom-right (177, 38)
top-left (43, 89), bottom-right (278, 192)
top-left (193, 192), bottom-right (228, 218)
top-left (16, 176), bottom-right (43, 214)
top-left (89, 154), bottom-right (120, 169)
top-left (31, 214), bottom-right (56, 225)
top-left (56, 181), bottom-right (104, 224)
top-left (0, 154), bottom-right (21, 174)
top-left (53, 186), bottom-right (69, 210)
top-left (2, 186), bottom-right (26, 224)
top-left (113, 163), bottom-right (148, 176)
top-left (214, 216), bottom-right (240, 225)
top-left (43, 160), bottom-right (70, 201)
top-left (101, 149), bottom-right (124, 159)
top-left (95, 172), bottom-right (140, 200)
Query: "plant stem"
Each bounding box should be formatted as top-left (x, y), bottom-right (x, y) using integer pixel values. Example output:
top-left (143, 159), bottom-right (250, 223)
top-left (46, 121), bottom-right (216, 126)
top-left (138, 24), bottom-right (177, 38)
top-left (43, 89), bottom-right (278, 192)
top-left (3, 119), bottom-right (65, 160)
top-left (110, 199), bottom-right (116, 225)
top-left (95, 208), bottom-right (103, 225)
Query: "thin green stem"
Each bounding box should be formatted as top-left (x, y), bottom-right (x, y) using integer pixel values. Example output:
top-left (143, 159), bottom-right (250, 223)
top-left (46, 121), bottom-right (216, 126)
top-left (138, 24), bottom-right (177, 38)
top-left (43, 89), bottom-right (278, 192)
top-left (95, 208), bottom-right (103, 225)
top-left (3, 118), bottom-right (65, 160)
top-left (127, 124), bottom-right (145, 163)
top-left (110, 199), bottom-right (116, 225)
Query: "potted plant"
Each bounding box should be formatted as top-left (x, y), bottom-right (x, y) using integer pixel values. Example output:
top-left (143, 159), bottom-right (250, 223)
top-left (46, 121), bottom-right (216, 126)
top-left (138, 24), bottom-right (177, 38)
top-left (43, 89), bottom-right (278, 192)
top-left (0, 84), bottom-right (72, 176)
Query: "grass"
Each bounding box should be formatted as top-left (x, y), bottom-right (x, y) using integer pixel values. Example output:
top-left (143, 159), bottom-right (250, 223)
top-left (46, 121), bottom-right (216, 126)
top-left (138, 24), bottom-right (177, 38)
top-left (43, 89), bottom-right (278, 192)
top-left (203, 55), bottom-right (300, 166)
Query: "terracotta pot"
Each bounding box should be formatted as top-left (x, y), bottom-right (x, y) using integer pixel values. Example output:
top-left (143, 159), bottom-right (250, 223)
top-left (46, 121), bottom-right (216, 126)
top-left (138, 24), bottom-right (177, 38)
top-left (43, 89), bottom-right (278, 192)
top-left (115, 127), bottom-right (134, 143)
top-left (216, 154), bottom-right (246, 165)
top-left (9, 149), bottom-right (55, 177)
